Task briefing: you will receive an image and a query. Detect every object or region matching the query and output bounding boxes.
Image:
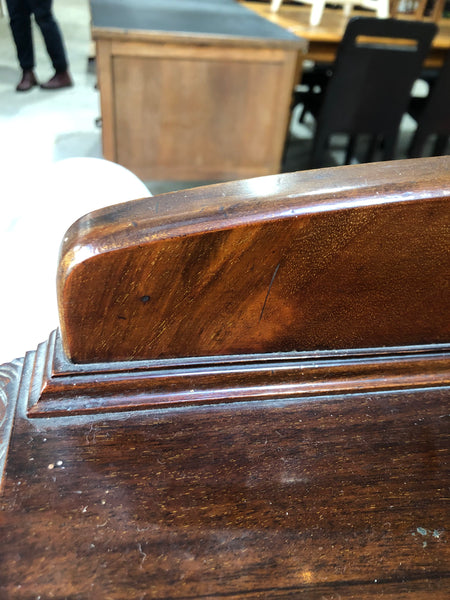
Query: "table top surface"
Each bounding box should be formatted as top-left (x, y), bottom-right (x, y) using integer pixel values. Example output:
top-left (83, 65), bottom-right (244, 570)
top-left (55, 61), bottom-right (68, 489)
top-left (90, 0), bottom-right (301, 44)
top-left (244, 1), bottom-right (450, 48)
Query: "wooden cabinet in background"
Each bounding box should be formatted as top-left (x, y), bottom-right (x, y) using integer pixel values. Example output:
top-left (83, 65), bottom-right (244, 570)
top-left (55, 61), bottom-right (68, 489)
top-left (92, 0), bottom-right (303, 181)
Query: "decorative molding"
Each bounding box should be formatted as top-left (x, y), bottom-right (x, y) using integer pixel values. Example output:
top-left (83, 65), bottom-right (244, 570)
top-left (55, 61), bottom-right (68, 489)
top-left (0, 358), bottom-right (24, 487)
top-left (26, 331), bottom-right (450, 418)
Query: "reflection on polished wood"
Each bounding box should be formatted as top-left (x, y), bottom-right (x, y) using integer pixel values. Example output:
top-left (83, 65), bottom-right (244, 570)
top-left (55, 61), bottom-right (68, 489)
top-left (58, 158), bottom-right (449, 363)
top-left (1, 158), bottom-right (449, 598)
top-left (245, 1), bottom-right (450, 66)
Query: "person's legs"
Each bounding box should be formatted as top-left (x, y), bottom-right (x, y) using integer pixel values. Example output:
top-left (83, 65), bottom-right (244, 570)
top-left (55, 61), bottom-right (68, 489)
top-left (6, 0), bottom-right (38, 91)
top-left (6, 0), bottom-right (34, 70)
top-left (30, 0), bottom-right (69, 74)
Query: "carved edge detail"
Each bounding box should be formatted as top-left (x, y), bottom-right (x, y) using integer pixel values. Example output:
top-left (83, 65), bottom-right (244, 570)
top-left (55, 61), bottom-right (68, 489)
top-left (0, 359), bottom-right (24, 489)
top-left (26, 336), bottom-right (450, 418)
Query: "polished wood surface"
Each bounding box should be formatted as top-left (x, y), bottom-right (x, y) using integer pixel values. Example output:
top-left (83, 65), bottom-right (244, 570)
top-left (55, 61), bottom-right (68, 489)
top-left (1, 361), bottom-right (448, 598)
top-left (24, 329), bottom-right (450, 417)
top-left (245, 1), bottom-right (450, 66)
top-left (92, 0), bottom-right (302, 181)
top-left (1, 159), bottom-right (449, 598)
top-left (58, 157), bottom-right (449, 363)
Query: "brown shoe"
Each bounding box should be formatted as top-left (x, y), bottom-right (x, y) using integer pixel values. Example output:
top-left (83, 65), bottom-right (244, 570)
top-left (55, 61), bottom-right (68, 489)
top-left (16, 70), bottom-right (38, 92)
top-left (40, 71), bottom-right (73, 90)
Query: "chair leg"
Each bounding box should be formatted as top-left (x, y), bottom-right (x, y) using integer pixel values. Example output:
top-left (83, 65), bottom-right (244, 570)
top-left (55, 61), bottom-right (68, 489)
top-left (310, 0), bottom-right (326, 26)
top-left (281, 133), bottom-right (291, 171)
top-left (270, 0), bottom-right (284, 13)
top-left (345, 135), bottom-right (356, 164)
top-left (364, 135), bottom-right (379, 163)
top-left (343, 2), bottom-right (353, 17)
top-left (310, 128), bottom-right (329, 168)
top-left (433, 135), bottom-right (449, 156)
top-left (382, 135), bottom-right (398, 161)
top-left (408, 129), bottom-right (428, 158)
top-left (297, 104), bottom-right (306, 123)
top-left (377, 0), bottom-right (390, 18)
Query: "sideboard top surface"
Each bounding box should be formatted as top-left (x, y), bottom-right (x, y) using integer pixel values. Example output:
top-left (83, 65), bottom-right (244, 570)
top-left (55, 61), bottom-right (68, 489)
top-left (90, 0), bottom-right (302, 45)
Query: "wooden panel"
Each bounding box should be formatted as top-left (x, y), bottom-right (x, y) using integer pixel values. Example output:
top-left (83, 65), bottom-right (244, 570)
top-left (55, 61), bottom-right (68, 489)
top-left (57, 158), bottom-right (450, 364)
top-left (112, 44), bottom-right (296, 180)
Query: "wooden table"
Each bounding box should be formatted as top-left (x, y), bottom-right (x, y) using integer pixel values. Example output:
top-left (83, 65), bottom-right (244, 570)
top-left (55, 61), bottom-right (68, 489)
top-left (245, 1), bottom-right (450, 67)
top-left (91, 0), bottom-right (303, 181)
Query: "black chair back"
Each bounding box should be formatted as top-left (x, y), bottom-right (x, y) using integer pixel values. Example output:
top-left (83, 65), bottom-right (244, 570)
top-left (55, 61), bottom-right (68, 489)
top-left (310, 17), bottom-right (437, 167)
top-left (409, 49), bottom-right (450, 157)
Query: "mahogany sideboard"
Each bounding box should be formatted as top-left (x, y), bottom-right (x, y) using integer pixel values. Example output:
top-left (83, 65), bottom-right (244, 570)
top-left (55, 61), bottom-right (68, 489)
top-left (1, 157), bottom-right (449, 598)
top-left (91, 0), bottom-right (303, 182)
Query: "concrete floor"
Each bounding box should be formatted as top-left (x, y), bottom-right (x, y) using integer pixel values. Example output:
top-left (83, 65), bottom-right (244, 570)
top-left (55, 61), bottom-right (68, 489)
top-left (0, 0), bottom-right (101, 173)
top-left (0, 0), bottom-right (427, 364)
top-left (0, 0), bottom-right (151, 363)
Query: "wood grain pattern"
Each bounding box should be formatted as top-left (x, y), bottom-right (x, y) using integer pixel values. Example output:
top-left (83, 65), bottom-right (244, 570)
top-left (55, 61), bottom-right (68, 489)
top-left (25, 330), bottom-right (450, 417)
top-left (58, 157), bottom-right (450, 364)
top-left (0, 348), bottom-right (448, 598)
top-left (111, 43), bottom-right (297, 180)
top-left (95, 39), bottom-right (115, 162)
top-left (0, 159), bottom-right (449, 598)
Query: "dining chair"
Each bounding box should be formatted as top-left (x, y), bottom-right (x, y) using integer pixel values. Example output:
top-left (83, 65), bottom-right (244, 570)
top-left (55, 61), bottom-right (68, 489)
top-left (408, 48), bottom-right (450, 157)
top-left (305, 17), bottom-right (437, 168)
top-left (270, 0), bottom-right (389, 27)
top-left (390, 0), bottom-right (446, 22)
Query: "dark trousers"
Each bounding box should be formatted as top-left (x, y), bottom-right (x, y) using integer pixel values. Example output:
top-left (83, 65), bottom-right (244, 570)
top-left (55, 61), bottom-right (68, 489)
top-left (6, 0), bottom-right (68, 72)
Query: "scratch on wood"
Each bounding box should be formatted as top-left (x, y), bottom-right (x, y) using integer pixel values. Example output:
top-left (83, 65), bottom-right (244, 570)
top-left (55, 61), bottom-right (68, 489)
top-left (259, 262), bottom-right (280, 322)
top-left (138, 543), bottom-right (147, 568)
